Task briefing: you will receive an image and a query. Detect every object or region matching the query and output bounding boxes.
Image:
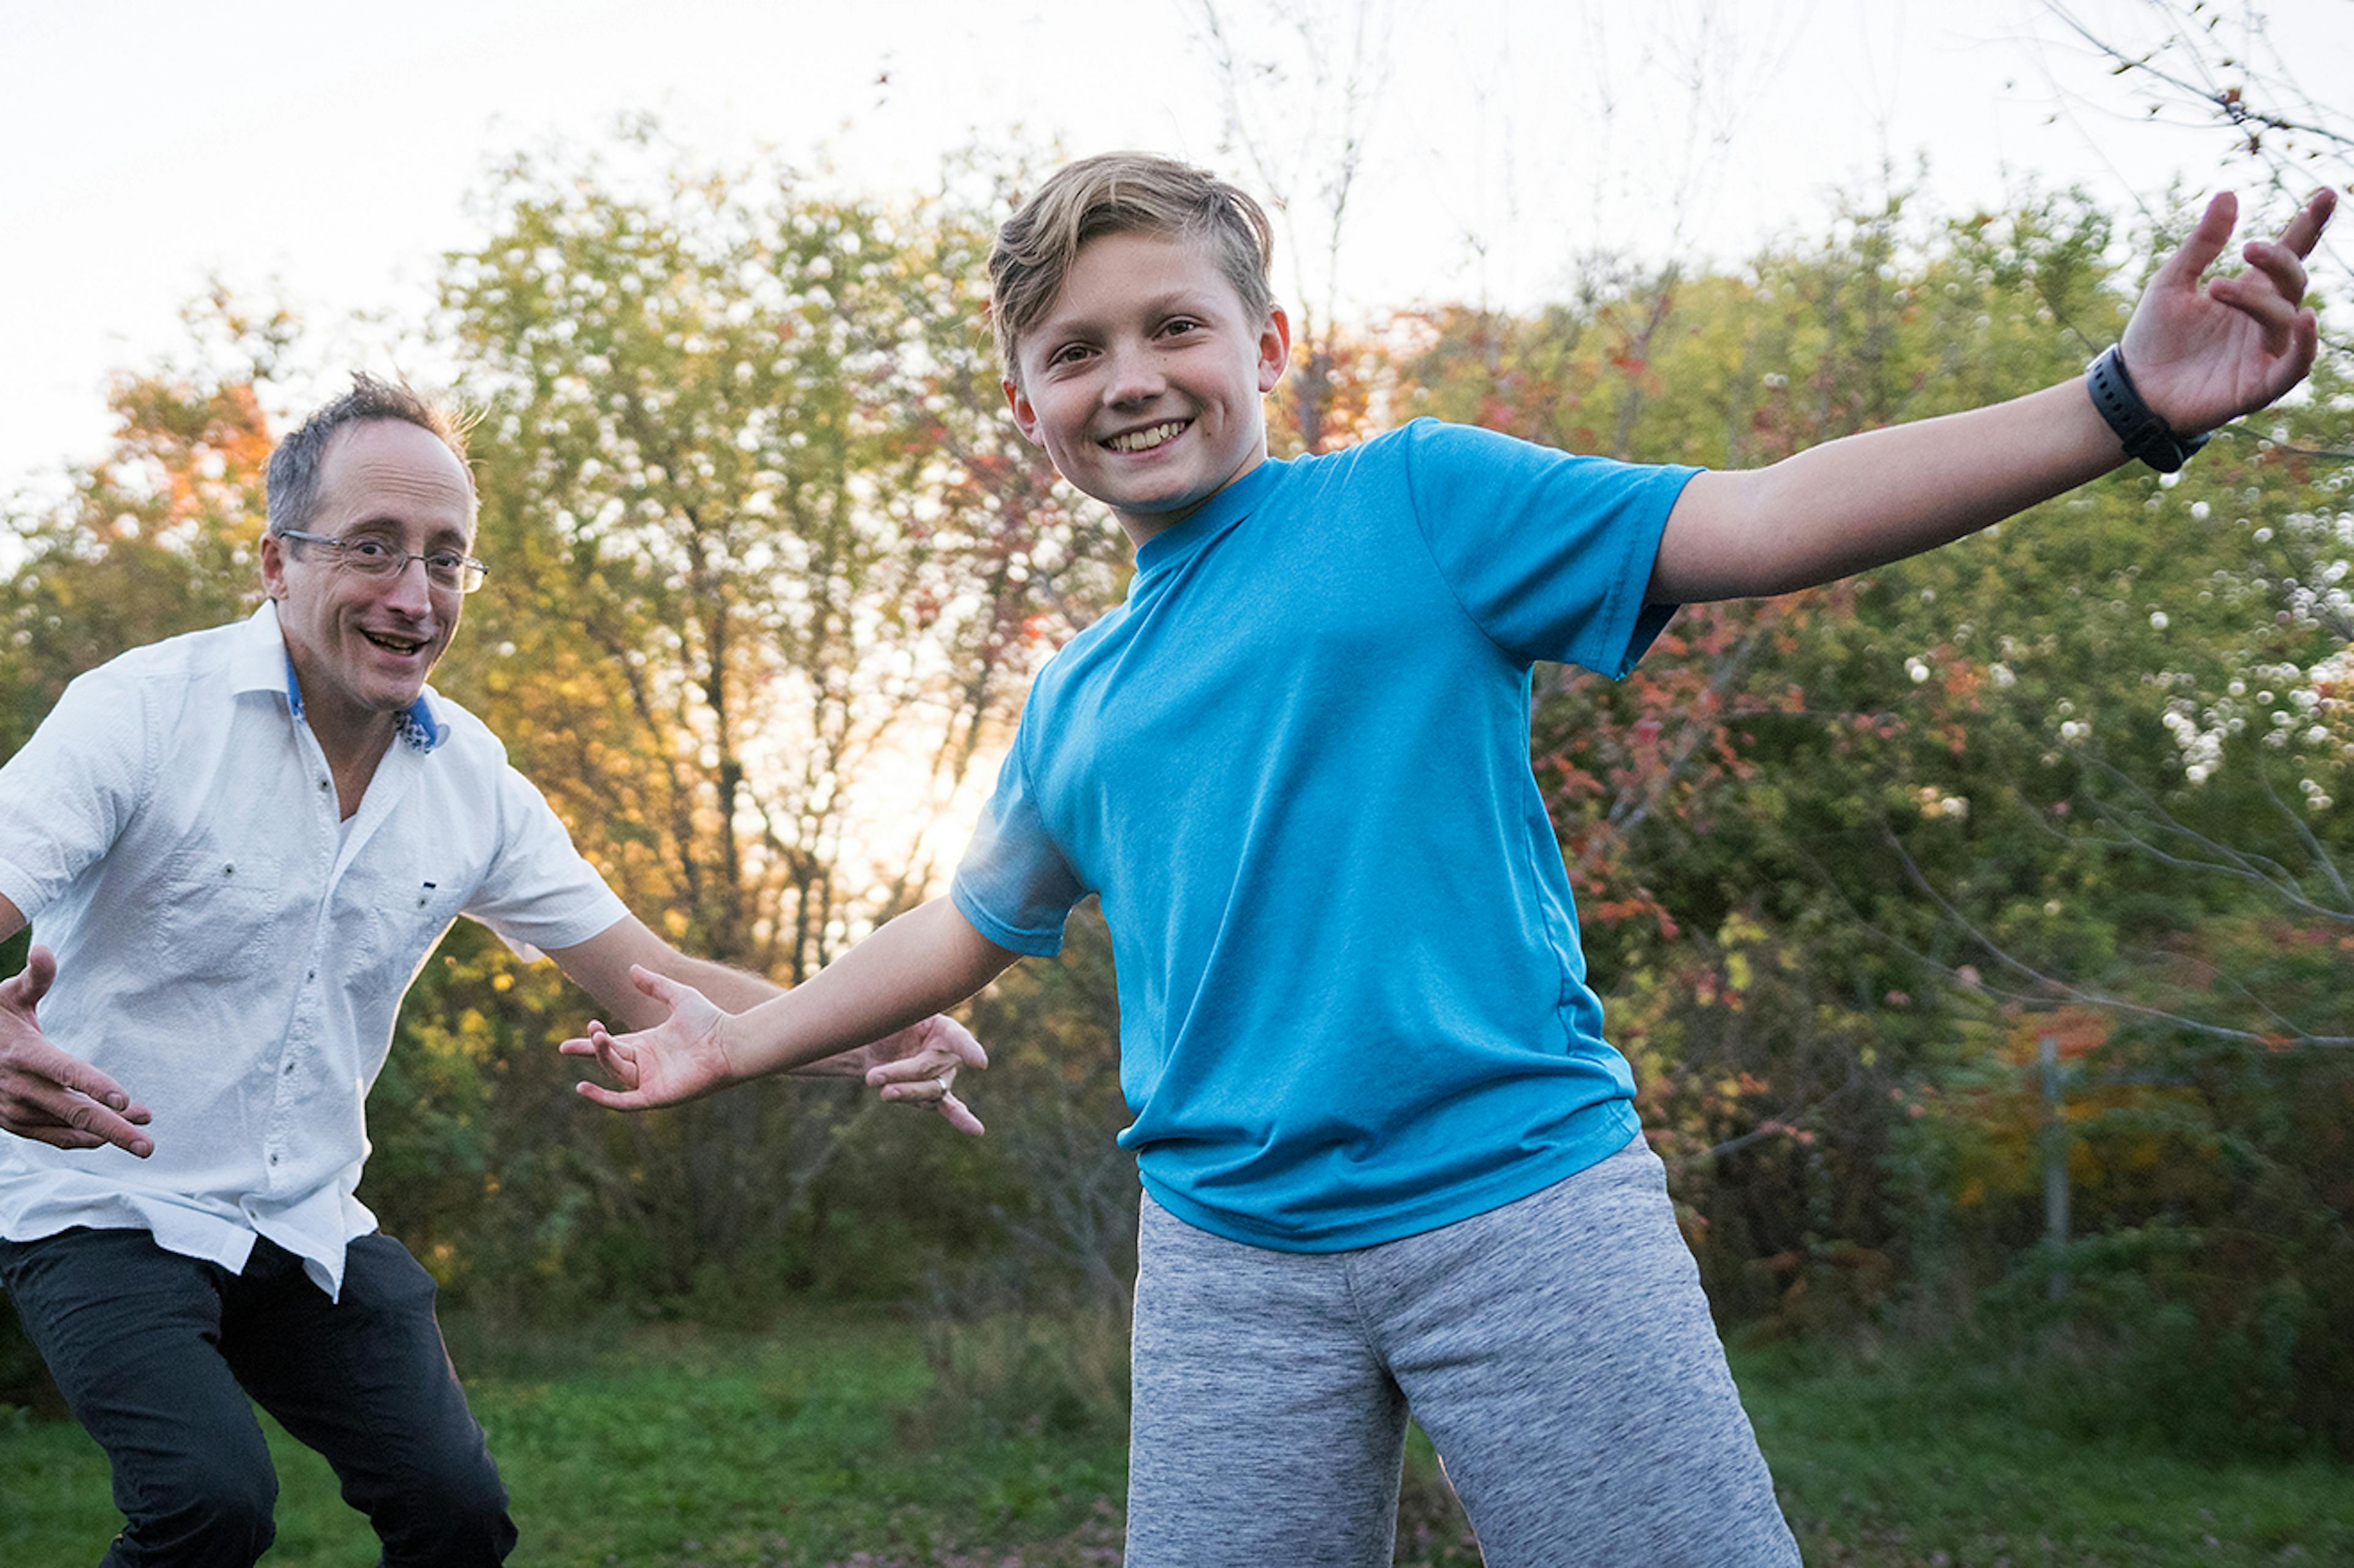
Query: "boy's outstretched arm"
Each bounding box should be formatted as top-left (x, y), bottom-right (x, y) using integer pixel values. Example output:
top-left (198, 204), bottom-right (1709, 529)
top-left (561, 896), bottom-right (1018, 1133)
top-left (1648, 188), bottom-right (2336, 606)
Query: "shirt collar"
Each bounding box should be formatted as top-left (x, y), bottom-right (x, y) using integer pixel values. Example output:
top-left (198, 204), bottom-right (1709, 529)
top-left (235, 600), bottom-right (448, 754)
top-left (1130, 455), bottom-right (1283, 583)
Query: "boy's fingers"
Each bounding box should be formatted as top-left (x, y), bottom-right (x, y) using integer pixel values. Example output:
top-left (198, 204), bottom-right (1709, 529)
top-left (2276, 188), bottom-right (2336, 257)
top-left (560, 1025), bottom-right (642, 1092)
top-left (2271, 313), bottom-right (2322, 400)
top-left (2239, 240), bottom-right (2309, 307)
top-left (2241, 313), bottom-right (2322, 416)
top-left (2154, 190), bottom-right (2239, 291)
top-left (2209, 274), bottom-right (2301, 356)
top-left (573, 1080), bottom-right (641, 1111)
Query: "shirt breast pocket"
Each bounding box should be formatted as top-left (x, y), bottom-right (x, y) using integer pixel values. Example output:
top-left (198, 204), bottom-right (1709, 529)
top-left (349, 870), bottom-right (471, 993)
top-left (154, 841), bottom-right (286, 980)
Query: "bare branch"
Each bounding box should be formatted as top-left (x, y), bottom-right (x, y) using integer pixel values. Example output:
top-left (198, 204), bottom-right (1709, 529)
top-left (2043, 1), bottom-right (2354, 153)
top-left (1870, 826), bottom-right (2353, 1049)
top-left (2255, 760), bottom-right (2354, 911)
top-left (2024, 754), bottom-right (2354, 924)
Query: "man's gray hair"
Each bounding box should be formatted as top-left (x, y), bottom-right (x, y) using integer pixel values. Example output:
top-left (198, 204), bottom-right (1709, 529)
top-left (265, 373), bottom-right (477, 536)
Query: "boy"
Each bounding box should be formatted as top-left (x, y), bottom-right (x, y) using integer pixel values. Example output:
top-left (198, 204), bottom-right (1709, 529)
top-left (567, 154), bottom-right (2332, 1564)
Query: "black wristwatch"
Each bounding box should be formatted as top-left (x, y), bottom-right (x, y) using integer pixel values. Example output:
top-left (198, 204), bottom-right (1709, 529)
top-left (2085, 344), bottom-right (2210, 473)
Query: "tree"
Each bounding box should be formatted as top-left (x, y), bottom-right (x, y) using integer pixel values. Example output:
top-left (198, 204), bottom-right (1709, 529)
top-left (2036, 0), bottom-right (2352, 369)
top-left (0, 291), bottom-right (292, 750)
top-left (399, 135), bottom-right (1132, 1301)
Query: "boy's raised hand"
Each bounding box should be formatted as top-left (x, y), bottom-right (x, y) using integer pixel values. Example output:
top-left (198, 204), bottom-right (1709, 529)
top-left (562, 964), bottom-right (736, 1111)
top-left (2122, 188), bottom-right (2336, 436)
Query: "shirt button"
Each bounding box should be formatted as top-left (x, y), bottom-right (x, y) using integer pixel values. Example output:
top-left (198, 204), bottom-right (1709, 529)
top-left (305, 969), bottom-right (317, 982)
top-left (284, 1060), bottom-right (297, 1075)
top-left (268, 1153), bottom-right (280, 1165)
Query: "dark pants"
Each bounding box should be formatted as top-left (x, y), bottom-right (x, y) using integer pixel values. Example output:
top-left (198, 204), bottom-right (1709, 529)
top-left (0, 1227), bottom-right (516, 1567)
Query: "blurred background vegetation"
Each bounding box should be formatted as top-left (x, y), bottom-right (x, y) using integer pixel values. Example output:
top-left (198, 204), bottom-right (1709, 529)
top-left (2, 3), bottom-right (2349, 1556)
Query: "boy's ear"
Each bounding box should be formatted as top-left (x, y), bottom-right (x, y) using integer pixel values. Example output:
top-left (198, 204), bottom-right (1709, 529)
top-left (1257, 305), bottom-right (1293, 395)
top-left (1003, 378), bottom-right (1048, 449)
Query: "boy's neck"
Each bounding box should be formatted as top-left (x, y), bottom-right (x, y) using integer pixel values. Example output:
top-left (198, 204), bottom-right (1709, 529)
top-left (1113, 446), bottom-right (1272, 550)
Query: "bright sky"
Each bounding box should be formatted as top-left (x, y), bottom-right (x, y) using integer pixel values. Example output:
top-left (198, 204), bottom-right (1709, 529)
top-left (4, 0), bottom-right (2345, 502)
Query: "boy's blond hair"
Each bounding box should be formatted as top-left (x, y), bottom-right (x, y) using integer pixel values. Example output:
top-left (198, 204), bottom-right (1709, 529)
top-left (989, 152), bottom-right (1276, 383)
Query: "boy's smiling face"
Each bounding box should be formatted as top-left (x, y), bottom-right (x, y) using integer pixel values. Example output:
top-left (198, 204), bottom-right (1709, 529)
top-left (1005, 230), bottom-right (1290, 546)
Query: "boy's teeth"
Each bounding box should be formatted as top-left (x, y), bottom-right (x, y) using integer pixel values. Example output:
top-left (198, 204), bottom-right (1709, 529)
top-left (1108, 421), bottom-right (1185, 452)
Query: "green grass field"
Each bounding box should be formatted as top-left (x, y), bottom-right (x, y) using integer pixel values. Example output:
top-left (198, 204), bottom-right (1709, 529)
top-left (4, 1312), bottom-right (2347, 1566)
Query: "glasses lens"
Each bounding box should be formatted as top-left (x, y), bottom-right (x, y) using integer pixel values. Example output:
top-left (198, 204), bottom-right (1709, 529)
top-left (345, 541), bottom-right (400, 577)
top-left (299, 534), bottom-right (481, 592)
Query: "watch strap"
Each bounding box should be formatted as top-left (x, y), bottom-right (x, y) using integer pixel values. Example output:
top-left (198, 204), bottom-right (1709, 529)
top-left (2086, 344), bottom-right (2210, 473)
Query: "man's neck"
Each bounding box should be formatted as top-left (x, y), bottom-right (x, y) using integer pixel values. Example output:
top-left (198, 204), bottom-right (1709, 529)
top-left (305, 708), bottom-right (402, 821)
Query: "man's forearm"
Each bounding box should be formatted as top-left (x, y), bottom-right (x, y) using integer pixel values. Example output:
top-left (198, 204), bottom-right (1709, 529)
top-left (1651, 379), bottom-right (2128, 605)
top-left (637, 950), bottom-right (781, 1016)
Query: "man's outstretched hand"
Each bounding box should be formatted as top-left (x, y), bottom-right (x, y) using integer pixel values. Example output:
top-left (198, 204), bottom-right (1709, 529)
top-left (850, 1014), bottom-right (988, 1136)
top-left (2122, 187), bottom-right (2336, 436)
top-left (0, 946), bottom-right (153, 1157)
top-left (561, 965), bottom-right (988, 1135)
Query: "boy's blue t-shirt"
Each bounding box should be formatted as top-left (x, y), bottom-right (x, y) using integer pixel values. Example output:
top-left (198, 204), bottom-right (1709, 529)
top-left (952, 418), bottom-right (1700, 1252)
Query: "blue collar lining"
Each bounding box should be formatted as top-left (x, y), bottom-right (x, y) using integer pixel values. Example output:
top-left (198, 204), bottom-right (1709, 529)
top-left (281, 652), bottom-right (446, 753)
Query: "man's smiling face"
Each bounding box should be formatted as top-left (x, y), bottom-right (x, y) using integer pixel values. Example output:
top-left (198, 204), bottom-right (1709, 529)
top-left (260, 419), bottom-right (475, 747)
top-left (1005, 229), bottom-right (1290, 546)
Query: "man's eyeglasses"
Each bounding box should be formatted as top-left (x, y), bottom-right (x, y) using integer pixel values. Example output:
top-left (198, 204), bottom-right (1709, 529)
top-left (277, 530), bottom-right (489, 595)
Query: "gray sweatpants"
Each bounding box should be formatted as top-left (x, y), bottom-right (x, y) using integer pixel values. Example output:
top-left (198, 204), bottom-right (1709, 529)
top-left (1127, 1135), bottom-right (1800, 1567)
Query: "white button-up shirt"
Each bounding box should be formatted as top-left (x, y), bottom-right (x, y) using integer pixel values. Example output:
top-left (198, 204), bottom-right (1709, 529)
top-left (0, 604), bottom-right (626, 1298)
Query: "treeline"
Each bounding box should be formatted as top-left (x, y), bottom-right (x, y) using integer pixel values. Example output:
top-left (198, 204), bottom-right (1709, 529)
top-left (4, 143), bottom-right (2348, 1455)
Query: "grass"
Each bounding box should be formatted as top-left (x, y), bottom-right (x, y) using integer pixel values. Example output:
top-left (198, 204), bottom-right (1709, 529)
top-left (2, 1311), bottom-right (2348, 1566)
top-left (1738, 1341), bottom-right (2352, 1566)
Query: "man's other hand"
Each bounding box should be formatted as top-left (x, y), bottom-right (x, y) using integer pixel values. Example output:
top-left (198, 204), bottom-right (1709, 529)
top-left (0, 946), bottom-right (154, 1157)
top-left (857, 1015), bottom-right (988, 1136)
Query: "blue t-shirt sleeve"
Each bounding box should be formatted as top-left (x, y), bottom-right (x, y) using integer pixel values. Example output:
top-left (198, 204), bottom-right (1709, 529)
top-left (950, 728), bottom-right (1086, 957)
top-left (1399, 419), bottom-right (1701, 676)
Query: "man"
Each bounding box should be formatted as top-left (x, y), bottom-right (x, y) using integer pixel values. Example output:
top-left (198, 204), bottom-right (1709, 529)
top-left (0, 374), bottom-right (983, 1566)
